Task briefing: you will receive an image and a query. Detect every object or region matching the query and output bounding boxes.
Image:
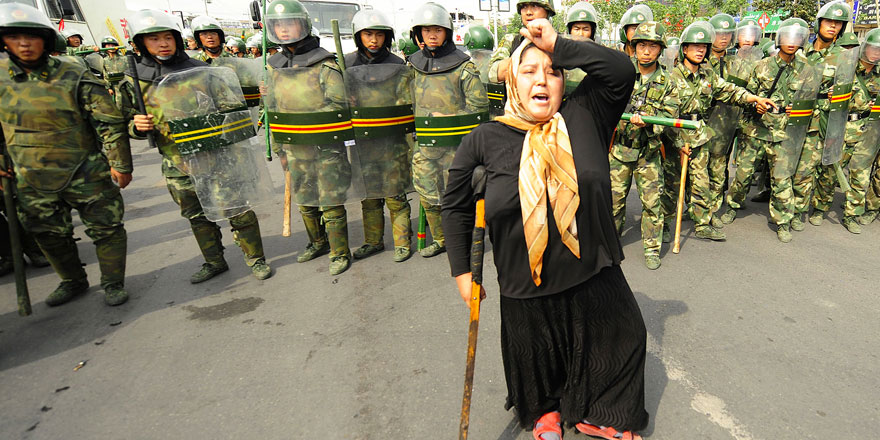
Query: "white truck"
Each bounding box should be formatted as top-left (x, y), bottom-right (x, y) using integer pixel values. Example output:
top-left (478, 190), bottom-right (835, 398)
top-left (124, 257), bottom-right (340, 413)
top-left (1, 0), bottom-right (135, 46)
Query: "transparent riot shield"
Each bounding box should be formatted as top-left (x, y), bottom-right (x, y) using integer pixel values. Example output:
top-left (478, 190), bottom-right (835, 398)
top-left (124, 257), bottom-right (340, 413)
top-left (564, 68), bottom-right (587, 97)
top-left (469, 49), bottom-right (492, 84)
top-left (266, 64), bottom-right (363, 207)
top-left (849, 115), bottom-right (880, 170)
top-left (345, 64), bottom-right (415, 199)
top-left (154, 66), bottom-right (273, 221)
top-left (212, 57), bottom-right (263, 125)
top-left (823, 47), bottom-right (860, 165)
top-left (661, 44), bottom-right (679, 71)
top-left (412, 69), bottom-right (489, 205)
top-left (777, 63), bottom-right (823, 179)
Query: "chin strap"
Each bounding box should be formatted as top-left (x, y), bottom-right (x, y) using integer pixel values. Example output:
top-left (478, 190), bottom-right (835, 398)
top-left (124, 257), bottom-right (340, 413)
top-left (639, 60), bottom-right (658, 68)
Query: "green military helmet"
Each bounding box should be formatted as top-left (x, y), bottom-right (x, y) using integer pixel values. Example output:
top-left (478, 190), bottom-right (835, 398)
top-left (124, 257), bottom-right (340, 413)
top-left (246, 35), bottom-right (259, 49)
top-left (517, 0), bottom-right (555, 17)
top-left (666, 36), bottom-right (680, 47)
top-left (101, 35), bottom-right (118, 47)
top-left (709, 13), bottom-right (735, 51)
top-left (838, 32), bottom-right (860, 48)
top-left (630, 21), bottom-right (666, 49)
top-left (352, 9), bottom-right (394, 51)
top-left (678, 20), bottom-right (715, 61)
top-left (464, 25), bottom-right (493, 50)
top-left (566, 1), bottom-right (598, 38)
top-left (776, 17), bottom-right (810, 49)
top-left (861, 28), bottom-right (880, 64)
top-left (410, 2), bottom-right (453, 48)
top-left (129, 9), bottom-right (181, 39)
top-left (53, 30), bottom-right (66, 53)
top-left (183, 28), bottom-right (194, 40)
top-left (758, 39), bottom-right (775, 57)
top-left (735, 18), bottom-right (762, 48)
top-left (814, 0), bottom-right (851, 37)
top-left (0, 2), bottom-right (56, 51)
top-left (618, 4), bottom-right (653, 44)
top-left (266, 0), bottom-right (310, 45)
top-left (191, 15), bottom-right (226, 48)
top-left (398, 30), bottom-right (418, 56)
top-left (61, 29), bottom-right (84, 41)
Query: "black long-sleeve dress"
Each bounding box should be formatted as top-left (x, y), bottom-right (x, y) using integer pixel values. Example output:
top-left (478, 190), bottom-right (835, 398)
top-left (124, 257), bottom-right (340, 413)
top-left (441, 37), bottom-right (649, 431)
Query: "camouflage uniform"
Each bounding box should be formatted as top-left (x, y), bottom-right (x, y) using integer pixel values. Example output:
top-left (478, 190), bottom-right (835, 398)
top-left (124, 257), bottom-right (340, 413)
top-left (0, 56), bottom-right (131, 292)
top-left (724, 55), bottom-right (807, 228)
top-left (668, 61), bottom-right (755, 236)
top-left (842, 62), bottom-right (880, 220)
top-left (195, 49), bottom-right (231, 64)
top-left (610, 56), bottom-right (676, 260)
top-left (119, 59), bottom-right (268, 274)
top-left (101, 53), bottom-right (127, 88)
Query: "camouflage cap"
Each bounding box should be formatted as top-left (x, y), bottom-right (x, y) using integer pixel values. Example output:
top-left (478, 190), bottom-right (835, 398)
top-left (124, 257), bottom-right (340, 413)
top-left (517, 0), bottom-right (556, 17)
top-left (631, 21), bottom-right (666, 49)
top-left (464, 25), bottom-right (493, 50)
top-left (619, 4), bottom-right (653, 44)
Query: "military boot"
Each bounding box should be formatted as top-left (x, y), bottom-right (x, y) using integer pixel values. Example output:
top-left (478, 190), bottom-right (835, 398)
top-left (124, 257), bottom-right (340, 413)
top-left (297, 207), bottom-right (330, 263)
top-left (353, 199), bottom-right (385, 260)
top-left (386, 195), bottom-right (412, 262)
top-left (645, 254), bottom-right (661, 270)
top-left (662, 221), bottom-right (672, 243)
top-left (842, 216), bottom-right (862, 234)
top-left (710, 213), bottom-right (724, 228)
top-left (190, 261), bottom-right (229, 284)
top-left (229, 211), bottom-right (271, 279)
top-left (719, 207), bottom-right (737, 224)
top-left (776, 224), bottom-right (792, 243)
top-left (190, 221), bottom-right (228, 283)
top-left (790, 213), bottom-right (806, 231)
top-left (808, 209), bottom-right (825, 226)
top-left (94, 228), bottom-right (127, 295)
top-left (694, 225), bottom-right (726, 241)
top-left (323, 206), bottom-right (351, 275)
top-left (46, 279), bottom-right (90, 307)
top-left (420, 203), bottom-right (446, 258)
top-left (34, 233), bottom-right (89, 287)
top-left (250, 258), bottom-right (273, 280)
top-left (859, 210), bottom-right (878, 225)
top-left (103, 282), bottom-right (129, 306)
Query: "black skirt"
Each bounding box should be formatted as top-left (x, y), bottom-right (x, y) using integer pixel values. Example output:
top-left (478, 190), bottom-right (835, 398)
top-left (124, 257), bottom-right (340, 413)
top-left (500, 265), bottom-right (649, 431)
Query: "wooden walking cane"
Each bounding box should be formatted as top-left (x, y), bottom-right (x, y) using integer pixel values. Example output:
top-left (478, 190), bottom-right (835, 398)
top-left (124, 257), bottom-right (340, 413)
top-left (672, 146), bottom-right (690, 254)
top-left (460, 166), bottom-right (488, 440)
top-left (2, 152), bottom-right (31, 316)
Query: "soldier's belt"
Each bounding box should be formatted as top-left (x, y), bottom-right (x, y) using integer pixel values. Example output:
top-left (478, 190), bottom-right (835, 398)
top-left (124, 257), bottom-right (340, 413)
top-left (620, 113), bottom-right (701, 130)
top-left (415, 112), bottom-right (489, 147)
top-left (786, 99), bottom-right (816, 127)
top-left (106, 72), bottom-right (125, 82)
top-left (679, 113), bottom-right (703, 121)
top-left (241, 86), bottom-right (261, 107)
top-left (848, 112), bottom-right (871, 121)
top-left (350, 104), bottom-right (415, 139)
top-left (168, 107), bottom-right (256, 155)
top-left (268, 110), bottom-right (354, 144)
top-left (767, 107), bottom-right (784, 115)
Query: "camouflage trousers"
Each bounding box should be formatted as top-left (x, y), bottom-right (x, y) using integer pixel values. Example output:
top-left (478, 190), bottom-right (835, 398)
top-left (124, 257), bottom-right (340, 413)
top-left (281, 143), bottom-right (352, 207)
top-left (866, 153), bottom-right (880, 212)
top-left (163, 158), bottom-right (265, 267)
top-left (358, 137), bottom-right (412, 199)
top-left (792, 132), bottom-right (823, 215)
top-left (685, 145), bottom-right (715, 227)
top-left (419, 198), bottom-right (444, 247)
top-left (660, 149), bottom-right (682, 221)
top-left (360, 195), bottom-right (412, 249)
top-left (813, 143), bottom-right (858, 213)
top-left (298, 205), bottom-right (350, 259)
top-left (412, 145), bottom-right (455, 206)
top-left (725, 136), bottom-right (795, 226)
top-left (837, 143), bottom-right (877, 217)
top-left (16, 152), bottom-right (126, 288)
top-left (707, 152), bottom-right (730, 217)
top-left (609, 151), bottom-right (664, 257)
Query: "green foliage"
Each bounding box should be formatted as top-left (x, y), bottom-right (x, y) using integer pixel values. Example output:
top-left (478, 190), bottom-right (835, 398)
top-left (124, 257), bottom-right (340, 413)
top-left (752, 0), bottom-right (817, 23)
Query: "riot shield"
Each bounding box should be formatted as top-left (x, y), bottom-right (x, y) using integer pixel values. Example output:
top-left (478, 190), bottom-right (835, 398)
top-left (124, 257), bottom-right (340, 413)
top-left (661, 44), bottom-right (679, 71)
top-left (154, 66), bottom-right (273, 221)
top-left (412, 70), bottom-right (490, 205)
top-left (777, 63), bottom-right (823, 179)
top-left (564, 68), bottom-right (587, 97)
top-left (266, 64), bottom-right (363, 207)
top-left (822, 47), bottom-right (860, 165)
top-left (212, 57), bottom-right (263, 125)
top-left (487, 82), bottom-right (506, 117)
top-left (469, 49), bottom-right (492, 84)
top-left (849, 111), bottom-right (880, 169)
top-left (345, 64), bottom-right (415, 199)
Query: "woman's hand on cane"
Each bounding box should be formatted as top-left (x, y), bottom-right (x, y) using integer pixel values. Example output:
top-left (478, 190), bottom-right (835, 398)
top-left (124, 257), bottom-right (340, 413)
top-left (455, 272), bottom-right (486, 309)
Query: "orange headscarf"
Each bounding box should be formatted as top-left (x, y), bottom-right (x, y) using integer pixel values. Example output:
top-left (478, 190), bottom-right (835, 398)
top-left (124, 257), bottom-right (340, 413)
top-left (495, 42), bottom-right (580, 287)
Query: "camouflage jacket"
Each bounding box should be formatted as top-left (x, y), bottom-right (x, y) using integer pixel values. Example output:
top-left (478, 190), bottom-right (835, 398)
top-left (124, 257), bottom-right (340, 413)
top-left (668, 62), bottom-right (754, 147)
top-left (0, 56), bottom-right (132, 188)
top-left (846, 61), bottom-right (880, 144)
top-left (487, 32), bottom-right (523, 83)
top-left (742, 54), bottom-right (808, 142)
top-left (102, 54), bottom-right (127, 86)
top-left (611, 63), bottom-right (676, 162)
top-left (804, 42), bottom-right (845, 133)
top-left (410, 60), bottom-right (488, 117)
top-left (195, 49), bottom-right (232, 64)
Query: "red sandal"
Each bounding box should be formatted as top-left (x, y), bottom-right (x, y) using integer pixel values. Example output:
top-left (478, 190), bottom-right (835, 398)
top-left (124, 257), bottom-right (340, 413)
top-left (533, 411), bottom-right (563, 440)
top-left (575, 420), bottom-right (642, 440)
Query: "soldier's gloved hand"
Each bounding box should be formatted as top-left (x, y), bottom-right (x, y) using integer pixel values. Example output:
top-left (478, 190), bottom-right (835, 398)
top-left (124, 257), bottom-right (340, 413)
top-left (521, 18), bottom-right (558, 54)
top-left (110, 169), bottom-right (132, 189)
top-left (630, 113), bottom-right (647, 128)
top-left (133, 114), bottom-right (155, 133)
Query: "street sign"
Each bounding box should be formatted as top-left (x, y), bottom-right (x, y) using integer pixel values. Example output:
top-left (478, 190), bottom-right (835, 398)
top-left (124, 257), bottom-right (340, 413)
top-left (758, 12), bottom-right (770, 29)
top-left (498, 0), bottom-right (510, 12)
top-left (479, 0), bottom-right (491, 12)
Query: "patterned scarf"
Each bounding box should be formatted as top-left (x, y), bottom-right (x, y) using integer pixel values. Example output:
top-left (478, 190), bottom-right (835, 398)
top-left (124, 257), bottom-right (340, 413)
top-left (495, 43), bottom-right (580, 287)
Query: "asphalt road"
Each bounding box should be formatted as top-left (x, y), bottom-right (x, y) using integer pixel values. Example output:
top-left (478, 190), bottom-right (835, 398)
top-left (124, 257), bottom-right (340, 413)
top-left (1, 139), bottom-right (878, 439)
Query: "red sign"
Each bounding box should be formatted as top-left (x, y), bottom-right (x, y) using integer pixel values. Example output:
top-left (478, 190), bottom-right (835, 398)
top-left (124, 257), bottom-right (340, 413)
top-left (120, 18), bottom-right (130, 39)
top-left (757, 12), bottom-right (770, 29)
